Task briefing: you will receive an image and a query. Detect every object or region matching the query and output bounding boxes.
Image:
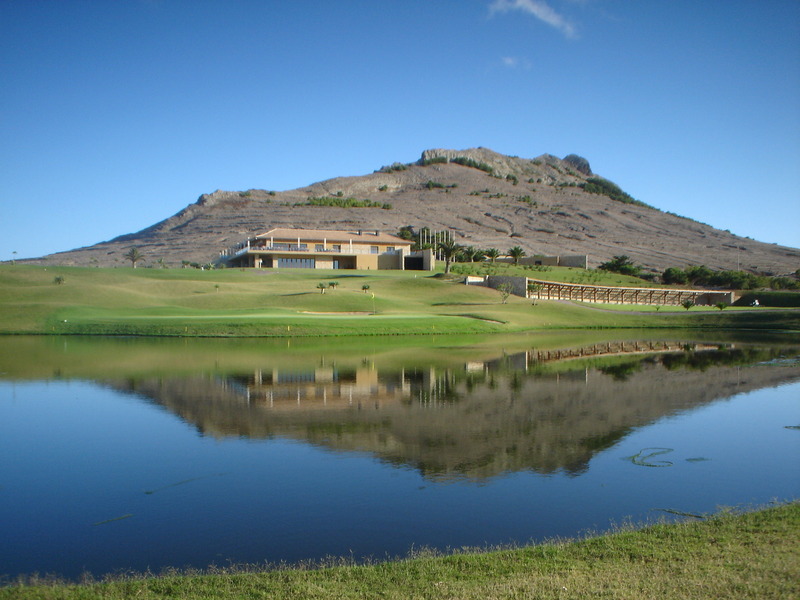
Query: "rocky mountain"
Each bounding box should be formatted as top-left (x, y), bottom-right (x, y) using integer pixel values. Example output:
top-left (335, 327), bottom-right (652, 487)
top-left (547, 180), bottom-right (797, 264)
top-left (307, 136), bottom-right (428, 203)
top-left (28, 148), bottom-right (800, 275)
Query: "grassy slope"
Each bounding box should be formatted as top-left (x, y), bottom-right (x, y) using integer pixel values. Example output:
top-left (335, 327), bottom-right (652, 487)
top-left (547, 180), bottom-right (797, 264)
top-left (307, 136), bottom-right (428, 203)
top-left (3, 503), bottom-right (797, 599)
top-left (1, 265), bottom-right (797, 336)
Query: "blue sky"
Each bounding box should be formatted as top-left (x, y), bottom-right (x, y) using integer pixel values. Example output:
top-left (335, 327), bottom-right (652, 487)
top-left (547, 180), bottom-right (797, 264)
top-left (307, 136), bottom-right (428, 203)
top-left (2, 0), bottom-right (799, 261)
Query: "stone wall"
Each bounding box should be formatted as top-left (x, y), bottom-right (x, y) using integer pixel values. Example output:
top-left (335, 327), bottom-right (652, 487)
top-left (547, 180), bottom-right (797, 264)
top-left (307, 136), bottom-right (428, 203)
top-left (486, 276), bottom-right (528, 298)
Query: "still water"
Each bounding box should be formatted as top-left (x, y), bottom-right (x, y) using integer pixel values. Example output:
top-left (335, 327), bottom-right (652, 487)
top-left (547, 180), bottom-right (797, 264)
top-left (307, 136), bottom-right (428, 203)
top-left (1, 333), bottom-right (798, 581)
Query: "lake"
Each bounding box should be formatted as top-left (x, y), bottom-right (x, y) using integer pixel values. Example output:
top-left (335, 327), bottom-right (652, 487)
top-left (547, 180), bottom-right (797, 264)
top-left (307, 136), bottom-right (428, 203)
top-left (1, 332), bottom-right (798, 581)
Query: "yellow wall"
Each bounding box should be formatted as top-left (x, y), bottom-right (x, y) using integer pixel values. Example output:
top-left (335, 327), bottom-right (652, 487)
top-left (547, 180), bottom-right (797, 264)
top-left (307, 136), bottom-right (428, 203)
top-left (355, 255), bottom-right (380, 270)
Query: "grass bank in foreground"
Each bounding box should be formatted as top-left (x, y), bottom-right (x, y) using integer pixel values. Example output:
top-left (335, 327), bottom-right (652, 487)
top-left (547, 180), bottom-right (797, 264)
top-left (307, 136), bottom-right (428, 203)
top-left (3, 503), bottom-right (797, 599)
top-left (1, 265), bottom-right (798, 336)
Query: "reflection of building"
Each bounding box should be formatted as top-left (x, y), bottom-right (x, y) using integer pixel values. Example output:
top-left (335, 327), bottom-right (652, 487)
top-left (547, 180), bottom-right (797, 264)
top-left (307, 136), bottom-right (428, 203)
top-left (224, 364), bottom-right (459, 410)
top-left (108, 344), bottom-right (799, 480)
top-left (232, 366), bottom-right (411, 410)
top-left (224, 228), bottom-right (433, 271)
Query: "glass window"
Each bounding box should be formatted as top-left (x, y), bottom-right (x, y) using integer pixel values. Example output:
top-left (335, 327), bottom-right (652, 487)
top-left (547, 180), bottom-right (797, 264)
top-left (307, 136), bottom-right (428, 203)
top-left (315, 244), bottom-right (324, 251)
top-left (277, 258), bottom-right (316, 269)
top-left (370, 246), bottom-right (379, 254)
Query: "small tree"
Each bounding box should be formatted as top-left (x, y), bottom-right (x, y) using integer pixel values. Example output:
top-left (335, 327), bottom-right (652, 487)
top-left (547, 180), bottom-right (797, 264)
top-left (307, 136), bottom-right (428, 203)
top-left (498, 282), bottom-right (514, 304)
top-left (328, 281), bottom-right (339, 290)
top-left (317, 282), bottom-right (328, 294)
top-left (53, 275), bottom-right (65, 285)
top-left (715, 302), bottom-right (728, 311)
top-left (681, 299), bottom-right (694, 311)
top-left (507, 246), bottom-right (526, 265)
top-left (362, 284), bottom-right (370, 293)
top-left (485, 248), bottom-right (500, 263)
top-left (123, 247), bottom-right (144, 268)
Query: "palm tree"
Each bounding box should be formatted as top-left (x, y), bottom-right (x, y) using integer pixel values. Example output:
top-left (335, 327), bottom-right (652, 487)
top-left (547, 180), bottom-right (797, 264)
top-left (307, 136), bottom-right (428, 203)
top-left (469, 248), bottom-right (485, 263)
top-left (317, 282), bottom-right (328, 294)
top-left (484, 248), bottom-right (500, 263)
top-left (507, 246), bottom-right (526, 265)
top-left (438, 238), bottom-right (461, 274)
top-left (123, 247), bottom-right (143, 268)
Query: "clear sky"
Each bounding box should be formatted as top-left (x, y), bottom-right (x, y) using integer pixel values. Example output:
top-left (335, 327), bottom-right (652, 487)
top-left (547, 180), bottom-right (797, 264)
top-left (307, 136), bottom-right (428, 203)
top-left (2, 0), bottom-right (799, 261)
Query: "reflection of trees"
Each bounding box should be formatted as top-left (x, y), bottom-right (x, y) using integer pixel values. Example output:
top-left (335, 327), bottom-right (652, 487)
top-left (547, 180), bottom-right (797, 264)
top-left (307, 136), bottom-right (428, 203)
top-left (108, 346), bottom-right (800, 482)
top-left (599, 361), bottom-right (643, 381)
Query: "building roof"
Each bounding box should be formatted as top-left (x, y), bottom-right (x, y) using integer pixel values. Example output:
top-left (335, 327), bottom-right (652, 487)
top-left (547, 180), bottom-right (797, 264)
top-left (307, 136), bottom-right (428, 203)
top-left (255, 228), bottom-right (412, 245)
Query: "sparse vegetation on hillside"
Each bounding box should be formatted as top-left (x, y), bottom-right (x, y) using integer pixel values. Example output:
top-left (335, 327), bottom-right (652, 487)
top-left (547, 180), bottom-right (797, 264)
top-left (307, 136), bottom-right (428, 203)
top-left (450, 156), bottom-right (494, 174)
top-left (420, 156), bottom-right (448, 166)
top-left (425, 180), bottom-right (457, 190)
top-left (580, 177), bottom-right (650, 208)
top-left (304, 196), bottom-right (392, 209)
top-left (377, 162), bottom-right (409, 173)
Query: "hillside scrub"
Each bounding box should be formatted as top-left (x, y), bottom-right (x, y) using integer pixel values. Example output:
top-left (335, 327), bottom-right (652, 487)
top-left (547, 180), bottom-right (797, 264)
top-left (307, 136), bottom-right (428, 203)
top-left (3, 503), bottom-right (797, 599)
top-left (580, 176), bottom-right (651, 208)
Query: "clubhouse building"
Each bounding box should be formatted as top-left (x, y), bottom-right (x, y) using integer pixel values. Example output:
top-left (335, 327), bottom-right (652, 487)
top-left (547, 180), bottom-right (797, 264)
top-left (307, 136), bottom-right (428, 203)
top-left (225, 228), bottom-right (433, 271)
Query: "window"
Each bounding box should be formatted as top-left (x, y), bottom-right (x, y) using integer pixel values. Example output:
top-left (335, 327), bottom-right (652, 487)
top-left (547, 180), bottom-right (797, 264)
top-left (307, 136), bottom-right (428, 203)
top-left (332, 244), bottom-right (341, 252)
top-left (315, 244), bottom-right (324, 251)
top-left (277, 258), bottom-right (316, 268)
top-left (387, 246), bottom-right (395, 253)
top-left (370, 246), bottom-right (379, 254)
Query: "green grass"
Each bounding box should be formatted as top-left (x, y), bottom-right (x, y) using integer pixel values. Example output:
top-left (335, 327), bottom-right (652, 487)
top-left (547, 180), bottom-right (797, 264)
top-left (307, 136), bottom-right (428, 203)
top-left (1, 265), bottom-right (797, 337)
top-left (5, 329), bottom-right (792, 381)
top-left (3, 503), bottom-right (797, 599)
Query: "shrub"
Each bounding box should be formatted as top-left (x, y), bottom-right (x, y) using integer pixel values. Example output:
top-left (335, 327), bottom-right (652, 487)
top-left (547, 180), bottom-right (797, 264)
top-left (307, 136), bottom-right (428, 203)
top-left (306, 196), bottom-right (387, 209)
top-left (377, 162), bottom-right (408, 173)
top-left (421, 156), bottom-right (448, 166)
top-left (580, 177), bottom-right (650, 208)
top-left (663, 267), bottom-right (688, 285)
top-left (450, 157), bottom-right (494, 174)
top-left (599, 255), bottom-right (641, 277)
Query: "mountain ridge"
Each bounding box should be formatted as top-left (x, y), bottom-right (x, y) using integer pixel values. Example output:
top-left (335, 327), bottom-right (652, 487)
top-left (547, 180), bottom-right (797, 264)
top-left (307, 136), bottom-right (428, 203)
top-left (24, 148), bottom-right (800, 275)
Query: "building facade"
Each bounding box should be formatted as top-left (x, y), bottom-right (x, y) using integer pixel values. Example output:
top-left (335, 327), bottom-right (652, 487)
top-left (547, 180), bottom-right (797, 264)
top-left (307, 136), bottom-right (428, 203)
top-left (225, 228), bottom-right (432, 271)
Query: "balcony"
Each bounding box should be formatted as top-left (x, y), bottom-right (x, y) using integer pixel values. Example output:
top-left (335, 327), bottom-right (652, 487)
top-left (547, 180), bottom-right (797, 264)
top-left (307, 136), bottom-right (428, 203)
top-left (235, 245), bottom-right (400, 256)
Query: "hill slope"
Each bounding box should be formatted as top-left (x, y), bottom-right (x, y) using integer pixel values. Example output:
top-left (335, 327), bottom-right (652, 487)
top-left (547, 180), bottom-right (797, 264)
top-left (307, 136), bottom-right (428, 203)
top-left (27, 148), bottom-right (800, 274)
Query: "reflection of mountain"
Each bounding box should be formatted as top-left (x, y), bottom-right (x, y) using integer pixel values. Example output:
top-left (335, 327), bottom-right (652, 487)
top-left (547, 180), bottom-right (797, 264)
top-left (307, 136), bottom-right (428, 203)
top-left (110, 346), bottom-right (800, 481)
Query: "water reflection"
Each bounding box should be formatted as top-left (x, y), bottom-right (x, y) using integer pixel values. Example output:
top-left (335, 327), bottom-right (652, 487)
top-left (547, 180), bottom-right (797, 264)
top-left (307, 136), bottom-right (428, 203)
top-left (1, 334), bottom-right (798, 581)
top-left (104, 342), bottom-right (799, 481)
